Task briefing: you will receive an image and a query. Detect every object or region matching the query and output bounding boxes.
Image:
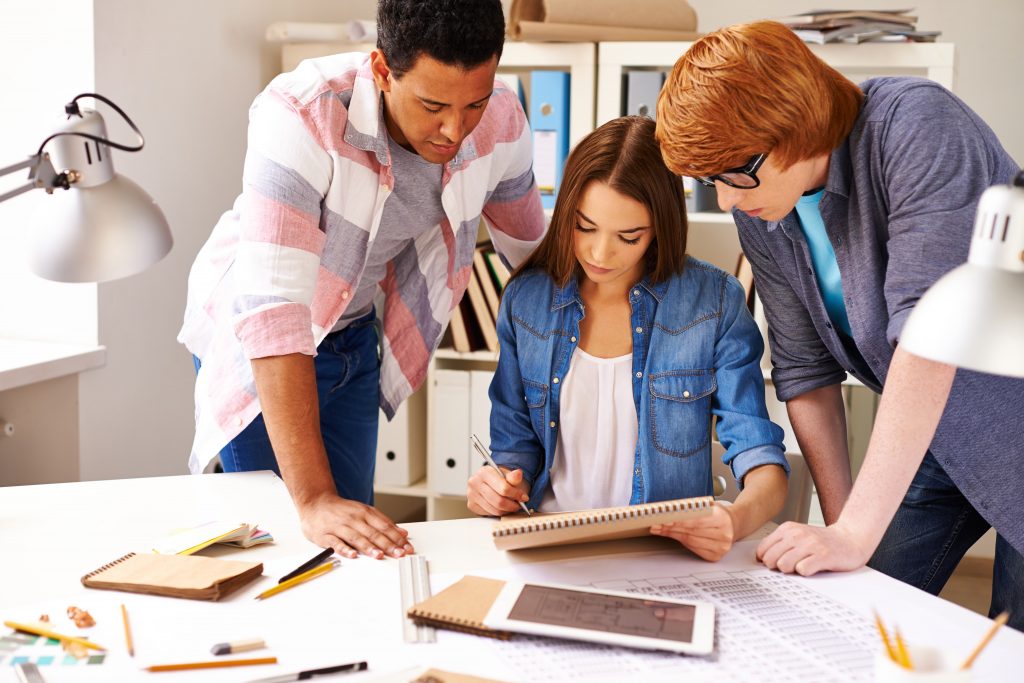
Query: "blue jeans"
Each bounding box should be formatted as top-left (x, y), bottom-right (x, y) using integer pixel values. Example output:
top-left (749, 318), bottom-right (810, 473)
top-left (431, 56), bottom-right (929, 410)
top-left (869, 451), bottom-right (1024, 631)
top-left (195, 311), bottom-right (381, 505)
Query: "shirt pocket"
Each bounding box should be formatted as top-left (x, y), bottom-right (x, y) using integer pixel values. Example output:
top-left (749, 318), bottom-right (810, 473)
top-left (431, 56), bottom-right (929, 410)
top-left (649, 369), bottom-right (716, 458)
top-left (522, 378), bottom-right (549, 437)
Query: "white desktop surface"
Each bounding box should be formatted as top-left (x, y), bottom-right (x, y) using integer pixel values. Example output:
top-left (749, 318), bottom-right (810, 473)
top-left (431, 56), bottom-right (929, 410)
top-left (1, 472), bottom-right (1021, 682)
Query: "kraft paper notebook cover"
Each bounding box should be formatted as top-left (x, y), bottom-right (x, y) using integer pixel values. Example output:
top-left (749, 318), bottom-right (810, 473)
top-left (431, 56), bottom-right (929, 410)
top-left (81, 552), bottom-right (263, 601)
top-left (407, 575), bottom-right (513, 640)
top-left (492, 496), bottom-right (715, 551)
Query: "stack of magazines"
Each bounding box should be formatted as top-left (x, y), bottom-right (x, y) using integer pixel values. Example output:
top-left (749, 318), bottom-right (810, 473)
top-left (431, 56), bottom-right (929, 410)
top-left (773, 9), bottom-right (941, 44)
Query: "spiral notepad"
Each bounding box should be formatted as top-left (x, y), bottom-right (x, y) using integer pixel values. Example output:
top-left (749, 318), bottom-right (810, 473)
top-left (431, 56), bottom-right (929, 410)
top-left (81, 551), bottom-right (263, 601)
top-left (407, 575), bottom-right (513, 640)
top-left (492, 496), bottom-right (715, 550)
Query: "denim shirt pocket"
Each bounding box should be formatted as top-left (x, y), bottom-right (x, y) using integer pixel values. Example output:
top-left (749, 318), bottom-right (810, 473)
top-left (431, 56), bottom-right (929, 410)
top-left (522, 378), bottom-right (549, 437)
top-left (649, 369), bottom-right (716, 458)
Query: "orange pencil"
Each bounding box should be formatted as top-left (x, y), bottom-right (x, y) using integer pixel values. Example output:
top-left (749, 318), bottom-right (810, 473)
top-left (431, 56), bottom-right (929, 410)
top-left (961, 611), bottom-right (1010, 669)
top-left (144, 656), bottom-right (277, 672)
top-left (121, 604), bottom-right (134, 657)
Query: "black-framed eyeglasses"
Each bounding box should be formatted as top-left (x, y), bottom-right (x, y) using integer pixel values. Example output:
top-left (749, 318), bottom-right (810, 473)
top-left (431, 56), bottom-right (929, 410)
top-left (696, 153), bottom-right (768, 189)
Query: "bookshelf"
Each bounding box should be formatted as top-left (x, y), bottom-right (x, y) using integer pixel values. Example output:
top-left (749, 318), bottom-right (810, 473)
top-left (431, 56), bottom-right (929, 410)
top-left (274, 36), bottom-right (956, 522)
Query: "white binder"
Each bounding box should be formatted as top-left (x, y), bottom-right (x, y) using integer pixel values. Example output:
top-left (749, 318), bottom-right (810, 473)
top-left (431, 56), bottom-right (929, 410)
top-left (375, 387), bottom-right (426, 487)
top-left (429, 370), bottom-right (471, 496)
top-left (468, 370), bottom-right (496, 480)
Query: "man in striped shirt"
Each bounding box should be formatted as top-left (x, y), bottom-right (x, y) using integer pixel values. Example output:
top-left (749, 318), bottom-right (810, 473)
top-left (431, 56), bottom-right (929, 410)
top-left (179, 0), bottom-right (545, 559)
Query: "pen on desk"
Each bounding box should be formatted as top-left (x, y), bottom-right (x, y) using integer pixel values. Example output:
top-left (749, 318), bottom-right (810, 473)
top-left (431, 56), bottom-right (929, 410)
top-left (245, 660), bottom-right (368, 683)
top-left (278, 547), bottom-right (334, 584)
top-left (3, 620), bottom-right (107, 652)
top-left (960, 611), bottom-right (1009, 669)
top-left (255, 559), bottom-right (339, 600)
top-left (145, 656), bottom-right (277, 672)
top-left (211, 637), bottom-right (266, 656)
top-left (470, 433), bottom-right (532, 516)
top-left (120, 603), bottom-right (134, 657)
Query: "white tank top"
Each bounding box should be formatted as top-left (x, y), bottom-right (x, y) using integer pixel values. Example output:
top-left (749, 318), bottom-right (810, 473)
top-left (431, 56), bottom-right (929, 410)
top-left (540, 347), bottom-right (638, 512)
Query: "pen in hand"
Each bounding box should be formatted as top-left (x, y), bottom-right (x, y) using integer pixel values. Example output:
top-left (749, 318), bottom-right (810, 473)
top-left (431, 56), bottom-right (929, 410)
top-left (470, 434), bottom-right (532, 516)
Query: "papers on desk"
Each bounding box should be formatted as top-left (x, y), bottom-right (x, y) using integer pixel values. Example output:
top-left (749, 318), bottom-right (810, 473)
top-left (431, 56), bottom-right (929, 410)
top-left (151, 521), bottom-right (272, 555)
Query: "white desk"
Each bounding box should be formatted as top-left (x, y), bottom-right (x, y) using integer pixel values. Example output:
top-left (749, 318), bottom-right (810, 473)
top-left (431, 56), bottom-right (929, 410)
top-left (1, 472), bottom-right (1021, 682)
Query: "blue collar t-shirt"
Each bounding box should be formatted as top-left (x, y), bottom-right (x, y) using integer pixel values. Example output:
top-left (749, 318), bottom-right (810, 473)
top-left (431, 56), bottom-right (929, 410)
top-left (795, 190), bottom-right (852, 337)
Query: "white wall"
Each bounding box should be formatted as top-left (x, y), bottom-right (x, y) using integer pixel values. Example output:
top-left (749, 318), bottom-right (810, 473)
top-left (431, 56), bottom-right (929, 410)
top-left (0, 0), bottom-right (98, 345)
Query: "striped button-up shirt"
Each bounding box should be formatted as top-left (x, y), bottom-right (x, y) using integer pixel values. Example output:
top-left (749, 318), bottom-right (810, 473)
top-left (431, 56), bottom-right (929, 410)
top-left (179, 53), bottom-right (545, 474)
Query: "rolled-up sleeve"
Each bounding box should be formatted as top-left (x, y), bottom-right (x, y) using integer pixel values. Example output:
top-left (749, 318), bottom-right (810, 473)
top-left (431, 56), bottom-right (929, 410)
top-left (231, 88), bottom-right (332, 359)
top-left (487, 277), bottom-right (545, 487)
top-left (712, 276), bottom-right (789, 486)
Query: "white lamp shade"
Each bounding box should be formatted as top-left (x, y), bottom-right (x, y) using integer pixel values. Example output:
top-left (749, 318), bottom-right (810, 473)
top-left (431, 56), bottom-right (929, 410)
top-left (900, 263), bottom-right (1024, 377)
top-left (900, 180), bottom-right (1024, 378)
top-left (30, 173), bottom-right (173, 283)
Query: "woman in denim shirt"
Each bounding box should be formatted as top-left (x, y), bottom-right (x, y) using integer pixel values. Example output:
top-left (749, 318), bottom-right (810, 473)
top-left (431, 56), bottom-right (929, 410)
top-left (467, 117), bottom-right (789, 561)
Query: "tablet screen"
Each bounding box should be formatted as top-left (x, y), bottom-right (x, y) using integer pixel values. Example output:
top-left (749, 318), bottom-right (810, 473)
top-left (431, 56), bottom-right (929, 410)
top-left (507, 584), bottom-right (695, 643)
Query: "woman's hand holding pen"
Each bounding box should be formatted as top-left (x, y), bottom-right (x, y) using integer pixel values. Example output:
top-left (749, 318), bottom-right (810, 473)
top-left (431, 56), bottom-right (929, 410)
top-left (467, 466), bottom-right (531, 517)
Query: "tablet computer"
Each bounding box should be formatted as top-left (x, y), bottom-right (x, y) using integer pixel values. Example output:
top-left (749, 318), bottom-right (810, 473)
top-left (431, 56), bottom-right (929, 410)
top-left (482, 580), bottom-right (715, 655)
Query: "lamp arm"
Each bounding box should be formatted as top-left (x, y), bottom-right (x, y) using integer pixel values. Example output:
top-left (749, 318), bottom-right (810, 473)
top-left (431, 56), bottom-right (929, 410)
top-left (0, 153), bottom-right (62, 204)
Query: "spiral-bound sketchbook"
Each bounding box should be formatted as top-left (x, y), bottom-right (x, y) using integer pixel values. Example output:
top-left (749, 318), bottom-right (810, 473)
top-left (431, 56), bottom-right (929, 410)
top-left (81, 552), bottom-right (263, 601)
top-left (407, 575), bottom-right (513, 640)
top-left (492, 496), bottom-right (715, 551)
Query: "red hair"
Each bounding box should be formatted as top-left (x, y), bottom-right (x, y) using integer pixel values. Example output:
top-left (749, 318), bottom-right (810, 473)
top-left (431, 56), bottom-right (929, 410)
top-left (656, 20), bottom-right (863, 177)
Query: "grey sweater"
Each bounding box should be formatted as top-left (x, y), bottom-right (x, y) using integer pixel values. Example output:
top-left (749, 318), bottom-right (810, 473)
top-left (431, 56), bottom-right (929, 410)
top-left (734, 77), bottom-right (1022, 554)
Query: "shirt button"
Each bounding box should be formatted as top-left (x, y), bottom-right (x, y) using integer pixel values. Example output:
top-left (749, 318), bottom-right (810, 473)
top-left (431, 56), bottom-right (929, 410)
top-left (634, 468), bottom-right (641, 475)
top-left (341, 291), bottom-right (350, 300)
top-left (549, 421), bottom-right (557, 429)
top-left (570, 336), bottom-right (577, 343)
top-left (635, 327), bottom-right (643, 334)
top-left (633, 290), bottom-right (640, 297)
top-left (825, 322), bottom-right (833, 329)
top-left (635, 371), bottom-right (642, 378)
top-left (552, 377), bottom-right (559, 384)
top-left (683, 390), bottom-right (691, 398)
top-left (236, 417), bottom-right (244, 427)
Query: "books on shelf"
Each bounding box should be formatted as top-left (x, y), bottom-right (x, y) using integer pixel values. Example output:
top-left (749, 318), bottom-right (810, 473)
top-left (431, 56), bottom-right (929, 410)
top-left (774, 9), bottom-right (940, 44)
top-left (443, 245), bottom-right (509, 354)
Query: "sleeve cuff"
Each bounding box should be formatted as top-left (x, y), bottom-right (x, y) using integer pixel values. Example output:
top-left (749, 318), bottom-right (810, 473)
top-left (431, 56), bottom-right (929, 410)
top-left (729, 444), bottom-right (790, 489)
top-left (489, 449), bottom-right (541, 487)
top-left (233, 303), bottom-right (316, 359)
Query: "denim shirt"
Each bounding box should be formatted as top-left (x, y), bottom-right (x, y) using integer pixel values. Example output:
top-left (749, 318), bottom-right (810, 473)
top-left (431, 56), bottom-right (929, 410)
top-left (488, 257), bottom-right (788, 511)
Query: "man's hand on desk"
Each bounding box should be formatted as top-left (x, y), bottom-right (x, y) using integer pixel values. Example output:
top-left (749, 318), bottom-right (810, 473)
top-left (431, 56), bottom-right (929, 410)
top-left (297, 493), bottom-right (414, 560)
top-left (755, 521), bottom-right (871, 576)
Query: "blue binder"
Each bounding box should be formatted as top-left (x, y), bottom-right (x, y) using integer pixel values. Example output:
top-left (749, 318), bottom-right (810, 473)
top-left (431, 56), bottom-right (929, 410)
top-left (529, 71), bottom-right (570, 210)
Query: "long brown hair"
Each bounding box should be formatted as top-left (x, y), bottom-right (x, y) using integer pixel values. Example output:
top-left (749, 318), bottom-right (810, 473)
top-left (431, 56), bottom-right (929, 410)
top-left (513, 115), bottom-right (688, 287)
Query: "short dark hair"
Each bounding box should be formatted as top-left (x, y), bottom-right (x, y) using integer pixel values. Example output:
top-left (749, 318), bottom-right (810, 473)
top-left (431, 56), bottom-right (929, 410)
top-left (513, 116), bottom-right (688, 287)
top-left (376, 0), bottom-right (506, 77)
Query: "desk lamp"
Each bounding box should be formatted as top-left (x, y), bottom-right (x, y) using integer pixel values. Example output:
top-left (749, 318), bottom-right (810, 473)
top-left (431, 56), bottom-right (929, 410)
top-left (0, 93), bottom-right (172, 282)
top-left (900, 171), bottom-right (1024, 377)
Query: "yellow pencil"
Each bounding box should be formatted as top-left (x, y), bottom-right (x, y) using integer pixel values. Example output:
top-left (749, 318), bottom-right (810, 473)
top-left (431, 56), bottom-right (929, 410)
top-left (894, 628), bottom-right (914, 670)
top-left (873, 611), bottom-right (898, 663)
top-left (254, 559), bottom-right (339, 600)
top-left (960, 611), bottom-right (1010, 670)
top-left (3, 620), bottom-right (107, 652)
top-left (145, 656), bottom-right (277, 672)
top-left (121, 604), bottom-right (134, 657)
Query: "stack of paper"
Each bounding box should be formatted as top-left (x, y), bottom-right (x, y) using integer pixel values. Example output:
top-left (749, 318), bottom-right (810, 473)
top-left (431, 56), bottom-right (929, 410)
top-left (151, 521), bottom-right (273, 555)
top-left (773, 9), bottom-right (941, 44)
